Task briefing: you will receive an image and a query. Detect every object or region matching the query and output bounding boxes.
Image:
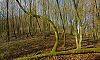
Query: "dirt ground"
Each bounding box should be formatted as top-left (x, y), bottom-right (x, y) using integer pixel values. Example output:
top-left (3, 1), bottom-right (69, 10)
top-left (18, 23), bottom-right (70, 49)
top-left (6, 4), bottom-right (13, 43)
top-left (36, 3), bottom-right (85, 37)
top-left (0, 33), bottom-right (100, 60)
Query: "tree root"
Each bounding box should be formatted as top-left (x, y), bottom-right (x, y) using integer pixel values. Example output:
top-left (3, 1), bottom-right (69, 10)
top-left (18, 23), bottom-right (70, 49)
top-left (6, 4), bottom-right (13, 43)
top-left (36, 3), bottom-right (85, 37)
top-left (14, 48), bottom-right (100, 60)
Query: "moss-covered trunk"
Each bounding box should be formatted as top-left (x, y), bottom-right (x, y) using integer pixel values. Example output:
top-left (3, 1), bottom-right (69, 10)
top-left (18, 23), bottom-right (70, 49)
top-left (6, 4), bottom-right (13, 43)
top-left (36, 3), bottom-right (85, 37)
top-left (15, 48), bottom-right (100, 60)
top-left (72, 0), bottom-right (82, 49)
top-left (79, 25), bottom-right (82, 49)
top-left (74, 14), bottom-right (79, 49)
top-left (41, 17), bottom-right (59, 52)
top-left (62, 25), bottom-right (66, 47)
top-left (16, 0), bottom-right (58, 52)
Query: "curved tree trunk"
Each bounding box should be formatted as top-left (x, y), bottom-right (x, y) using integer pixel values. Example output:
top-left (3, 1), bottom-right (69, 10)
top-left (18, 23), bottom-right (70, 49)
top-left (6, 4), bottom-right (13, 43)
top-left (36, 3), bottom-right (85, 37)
top-left (16, 0), bottom-right (58, 52)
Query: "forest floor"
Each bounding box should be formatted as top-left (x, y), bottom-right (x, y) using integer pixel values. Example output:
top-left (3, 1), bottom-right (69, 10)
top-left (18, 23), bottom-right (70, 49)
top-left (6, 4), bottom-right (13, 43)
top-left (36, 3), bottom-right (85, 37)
top-left (0, 32), bottom-right (100, 60)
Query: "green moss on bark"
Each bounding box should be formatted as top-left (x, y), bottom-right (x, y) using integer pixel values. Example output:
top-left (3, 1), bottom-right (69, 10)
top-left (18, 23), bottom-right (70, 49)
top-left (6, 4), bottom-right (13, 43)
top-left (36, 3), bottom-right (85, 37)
top-left (15, 48), bottom-right (100, 60)
top-left (16, 0), bottom-right (59, 52)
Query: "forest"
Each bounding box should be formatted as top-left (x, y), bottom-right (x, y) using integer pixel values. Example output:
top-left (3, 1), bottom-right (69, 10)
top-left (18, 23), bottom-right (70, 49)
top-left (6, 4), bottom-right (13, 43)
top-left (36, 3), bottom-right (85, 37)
top-left (0, 0), bottom-right (100, 60)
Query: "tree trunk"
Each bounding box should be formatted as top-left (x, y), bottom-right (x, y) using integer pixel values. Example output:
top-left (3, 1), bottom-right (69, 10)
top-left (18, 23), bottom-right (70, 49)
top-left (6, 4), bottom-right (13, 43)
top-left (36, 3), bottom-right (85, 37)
top-left (6, 0), bottom-right (10, 42)
top-left (72, 0), bottom-right (82, 49)
top-left (74, 14), bottom-right (79, 49)
top-left (56, 0), bottom-right (66, 47)
top-left (16, 0), bottom-right (59, 52)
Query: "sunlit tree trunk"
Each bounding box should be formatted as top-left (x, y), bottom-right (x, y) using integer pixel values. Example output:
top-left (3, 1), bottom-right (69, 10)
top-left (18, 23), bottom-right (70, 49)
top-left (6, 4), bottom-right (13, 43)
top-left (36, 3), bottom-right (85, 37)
top-left (74, 13), bottom-right (79, 49)
top-left (56, 0), bottom-right (66, 47)
top-left (72, 0), bottom-right (82, 49)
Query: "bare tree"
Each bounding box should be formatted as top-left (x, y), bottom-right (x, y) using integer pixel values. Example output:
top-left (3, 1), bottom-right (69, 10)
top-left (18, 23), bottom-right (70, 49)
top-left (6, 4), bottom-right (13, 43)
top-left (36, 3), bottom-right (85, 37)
top-left (29, 0), bottom-right (32, 36)
top-left (72, 0), bottom-right (82, 49)
top-left (95, 0), bottom-right (100, 38)
top-left (16, 0), bottom-right (59, 52)
top-left (56, 0), bottom-right (66, 47)
top-left (6, 0), bottom-right (10, 41)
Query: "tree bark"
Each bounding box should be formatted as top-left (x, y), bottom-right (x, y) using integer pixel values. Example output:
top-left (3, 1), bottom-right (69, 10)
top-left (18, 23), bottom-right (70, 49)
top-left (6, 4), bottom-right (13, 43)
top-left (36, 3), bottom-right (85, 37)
top-left (74, 13), bottom-right (79, 49)
top-left (56, 0), bottom-right (66, 47)
top-left (16, 0), bottom-right (59, 52)
top-left (72, 0), bottom-right (82, 49)
top-left (6, 0), bottom-right (10, 41)
top-left (15, 48), bottom-right (100, 60)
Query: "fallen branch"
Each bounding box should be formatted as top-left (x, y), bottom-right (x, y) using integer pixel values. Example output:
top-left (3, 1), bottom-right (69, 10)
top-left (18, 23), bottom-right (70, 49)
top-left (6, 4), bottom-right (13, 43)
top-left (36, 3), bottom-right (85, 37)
top-left (15, 48), bottom-right (100, 60)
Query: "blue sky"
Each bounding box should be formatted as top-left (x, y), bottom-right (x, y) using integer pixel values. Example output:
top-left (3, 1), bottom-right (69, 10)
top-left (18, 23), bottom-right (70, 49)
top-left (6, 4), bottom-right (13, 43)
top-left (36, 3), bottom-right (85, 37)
top-left (0, 0), bottom-right (98, 33)
top-left (0, 0), bottom-right (2, 2)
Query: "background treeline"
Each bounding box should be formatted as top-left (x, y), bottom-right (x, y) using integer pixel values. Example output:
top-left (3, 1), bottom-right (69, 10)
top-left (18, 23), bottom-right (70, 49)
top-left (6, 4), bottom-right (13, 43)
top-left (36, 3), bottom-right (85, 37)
top-left (0, 0), bottom-right (100, 42)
